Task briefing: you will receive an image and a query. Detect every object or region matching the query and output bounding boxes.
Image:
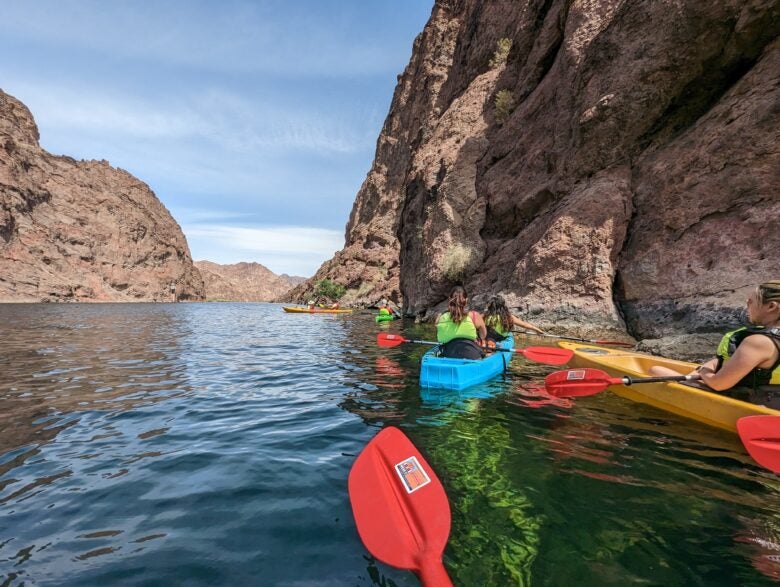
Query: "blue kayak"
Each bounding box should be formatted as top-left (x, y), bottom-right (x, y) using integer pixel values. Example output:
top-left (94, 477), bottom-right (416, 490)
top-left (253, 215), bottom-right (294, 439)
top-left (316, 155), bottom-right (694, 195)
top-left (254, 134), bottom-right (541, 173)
top-left (420, 334), bottom-right (514, 390)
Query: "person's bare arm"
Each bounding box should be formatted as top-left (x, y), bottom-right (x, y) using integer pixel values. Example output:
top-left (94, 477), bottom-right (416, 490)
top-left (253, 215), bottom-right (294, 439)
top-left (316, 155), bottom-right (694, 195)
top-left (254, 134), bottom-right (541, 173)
top-left (472, 312), bottom-right (488, 341)
top-left (511, 315), bottom-right (544, 334)
top-left (699, 336), bottom-right (774, 391)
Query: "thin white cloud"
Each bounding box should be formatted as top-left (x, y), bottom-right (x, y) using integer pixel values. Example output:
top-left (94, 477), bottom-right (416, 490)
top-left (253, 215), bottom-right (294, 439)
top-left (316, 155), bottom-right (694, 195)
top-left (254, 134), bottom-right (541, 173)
top-left (0, 1), bottom-right (413, 78)
top-left (6, 80), bottom-right (376, 155)
top-left (184, 224), bottom-right (344, 276)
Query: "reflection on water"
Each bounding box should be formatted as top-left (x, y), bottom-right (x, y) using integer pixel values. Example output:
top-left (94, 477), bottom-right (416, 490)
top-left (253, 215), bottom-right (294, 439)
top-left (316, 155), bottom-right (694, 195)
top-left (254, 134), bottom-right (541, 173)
top-left (735, 513), bottom-right (780, 582)
top-left (0, 304), bottom-right (778, 586)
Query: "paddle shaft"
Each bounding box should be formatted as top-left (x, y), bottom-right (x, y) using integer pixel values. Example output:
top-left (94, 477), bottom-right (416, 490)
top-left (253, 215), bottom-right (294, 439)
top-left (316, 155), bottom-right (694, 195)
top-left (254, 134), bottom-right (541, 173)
top-left (621, 374), bottom-right (701, 385)
top-left (419, 559), bottom-right (453, 586)
top-left (399, 338), bottom-right (549, 356)
top-left (515, 330), bottom-right (633, 347)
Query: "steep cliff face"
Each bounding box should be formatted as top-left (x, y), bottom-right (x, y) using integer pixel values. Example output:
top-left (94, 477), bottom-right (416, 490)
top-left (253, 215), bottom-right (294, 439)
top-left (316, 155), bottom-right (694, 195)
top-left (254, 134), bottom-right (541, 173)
top-left (0, 90), bottom-right (204, 302)
top-left (195, 260), bottom-right (303, 301)
top-left (295, 0), bottom-right (779, 337)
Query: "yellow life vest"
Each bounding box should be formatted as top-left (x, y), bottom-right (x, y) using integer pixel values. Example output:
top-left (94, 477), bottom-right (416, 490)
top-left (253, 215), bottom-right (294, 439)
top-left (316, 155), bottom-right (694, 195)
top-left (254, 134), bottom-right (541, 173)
top-left (716, 326), bottom-right (780, 387)
top-left (485, 315), bottom-right (509, 337)
top-left (437, 311), bottom-right (477, 343)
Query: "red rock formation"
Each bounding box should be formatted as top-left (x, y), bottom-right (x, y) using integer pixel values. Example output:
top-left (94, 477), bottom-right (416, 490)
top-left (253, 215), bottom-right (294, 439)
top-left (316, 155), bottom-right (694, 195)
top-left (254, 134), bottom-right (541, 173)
top-left (294, 0), bottom-right (779, 338)
top-left (195, 260), bottom-right (303, 301)
top-left (0, 90), bottom-right (204, 302)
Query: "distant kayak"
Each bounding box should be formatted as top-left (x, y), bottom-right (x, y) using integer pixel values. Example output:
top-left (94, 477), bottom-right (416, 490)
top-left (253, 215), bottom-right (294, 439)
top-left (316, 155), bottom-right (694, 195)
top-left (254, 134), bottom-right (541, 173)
top-left (375, 314), bottom-right (395, 323)
top-left (282, 306), bottom-right (352, 314)
top-left (421, 334), bottom-right (514, 390)
top-left (558, 341), bottom-right (780, 432)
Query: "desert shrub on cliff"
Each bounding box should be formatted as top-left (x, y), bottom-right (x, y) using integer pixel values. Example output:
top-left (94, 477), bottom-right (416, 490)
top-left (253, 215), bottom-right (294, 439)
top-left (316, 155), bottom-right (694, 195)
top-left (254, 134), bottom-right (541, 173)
top-left (315, 278), bottom-right (346, 300)
top-left (494, 89), bottom-right (516, 124)
top-left (489, 38), bottom-right (512, 69)
top-left (441, 244), bottom-right (475, 281)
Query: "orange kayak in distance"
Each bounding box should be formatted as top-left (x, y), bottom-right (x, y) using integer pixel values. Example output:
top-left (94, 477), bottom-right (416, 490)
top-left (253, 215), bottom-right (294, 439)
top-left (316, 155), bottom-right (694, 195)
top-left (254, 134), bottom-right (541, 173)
top-left (282, 306), bottom-right (353, 314)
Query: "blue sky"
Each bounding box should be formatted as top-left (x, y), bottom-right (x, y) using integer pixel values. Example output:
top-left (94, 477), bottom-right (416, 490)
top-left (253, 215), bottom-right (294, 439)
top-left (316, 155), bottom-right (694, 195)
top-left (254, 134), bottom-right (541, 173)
top-left (0, 1), bottom-right (433, 276)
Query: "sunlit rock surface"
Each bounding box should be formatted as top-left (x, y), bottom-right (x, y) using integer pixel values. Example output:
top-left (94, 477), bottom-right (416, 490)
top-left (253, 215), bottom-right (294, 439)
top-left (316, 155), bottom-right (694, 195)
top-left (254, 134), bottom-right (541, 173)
top-left (0, 90), bottom-right (204, 302)
top-left (195, 260), bottom-right (304, 302)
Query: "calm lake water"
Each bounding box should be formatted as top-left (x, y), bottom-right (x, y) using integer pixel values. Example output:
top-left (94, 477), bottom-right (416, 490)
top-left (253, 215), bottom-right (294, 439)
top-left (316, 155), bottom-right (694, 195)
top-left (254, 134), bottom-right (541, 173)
top-left (1, 303), bottom-right (778, 586)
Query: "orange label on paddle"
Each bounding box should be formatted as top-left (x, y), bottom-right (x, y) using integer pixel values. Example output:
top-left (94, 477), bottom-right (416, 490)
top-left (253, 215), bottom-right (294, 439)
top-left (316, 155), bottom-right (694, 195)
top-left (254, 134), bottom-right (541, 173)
top-left (394, 456), bottom-right (431, 494)
top-left (566, 370), bottom-right (587, 380)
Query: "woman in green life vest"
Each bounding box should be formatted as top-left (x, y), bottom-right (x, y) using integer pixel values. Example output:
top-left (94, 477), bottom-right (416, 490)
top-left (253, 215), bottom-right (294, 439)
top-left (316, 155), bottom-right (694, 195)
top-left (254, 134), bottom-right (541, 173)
top-left (483, 295), bottom-right (545, 343)
top-left (436, 285), bottom-right (488, 359)
top-left (650, 281), bottom-right (780, 405)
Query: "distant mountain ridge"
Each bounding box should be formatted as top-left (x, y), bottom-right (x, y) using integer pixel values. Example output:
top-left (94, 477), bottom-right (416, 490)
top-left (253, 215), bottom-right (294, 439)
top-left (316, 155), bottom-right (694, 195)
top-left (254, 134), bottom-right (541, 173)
top-left (195, 260), bottom-right (304, 301)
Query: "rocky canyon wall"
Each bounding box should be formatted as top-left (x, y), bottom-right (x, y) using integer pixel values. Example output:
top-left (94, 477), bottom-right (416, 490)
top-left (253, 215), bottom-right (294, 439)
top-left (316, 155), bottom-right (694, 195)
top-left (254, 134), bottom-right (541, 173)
top-left (0, 90), bottom-right (204, 302)
top-left (292, 0), bottom-right (779, 339)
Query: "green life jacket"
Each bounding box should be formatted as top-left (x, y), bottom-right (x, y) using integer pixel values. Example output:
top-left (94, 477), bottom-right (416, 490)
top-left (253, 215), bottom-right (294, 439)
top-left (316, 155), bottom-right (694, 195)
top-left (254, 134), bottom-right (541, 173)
top-left (485, 315), bottom-right (509, 337)
top-left (437, 311), bottom-right (477, 343)
top-left (716, 326), bottom-right (780, 388)
top-left (378, 307), bottom-right (391, 316)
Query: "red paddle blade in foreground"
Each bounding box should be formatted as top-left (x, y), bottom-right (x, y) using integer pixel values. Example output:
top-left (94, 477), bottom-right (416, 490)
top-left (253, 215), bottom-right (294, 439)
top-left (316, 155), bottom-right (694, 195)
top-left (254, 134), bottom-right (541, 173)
top-left (515, 346), bottom-right (573, 365)
top-left (348, 427), bottom-right (453, 587)
top-left (545, 368), bottom-right (620, 397)
top-left (737, 416), bottom-right (780, 474)
top-left (377, 333), bottom-right (408, 348)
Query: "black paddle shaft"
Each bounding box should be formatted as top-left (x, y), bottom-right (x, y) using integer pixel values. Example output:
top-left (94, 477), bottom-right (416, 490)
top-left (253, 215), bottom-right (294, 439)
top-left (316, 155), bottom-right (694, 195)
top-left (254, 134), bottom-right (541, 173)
top-left (623, 374), bottom-right (700, 385)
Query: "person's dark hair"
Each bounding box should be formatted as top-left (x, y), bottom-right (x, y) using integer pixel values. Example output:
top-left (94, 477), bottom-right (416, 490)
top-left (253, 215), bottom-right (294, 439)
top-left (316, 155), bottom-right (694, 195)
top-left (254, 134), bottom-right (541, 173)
top-left (485, 295), bottom-right (512, 333)
top-left (447, 285), bottom-right (468, 324)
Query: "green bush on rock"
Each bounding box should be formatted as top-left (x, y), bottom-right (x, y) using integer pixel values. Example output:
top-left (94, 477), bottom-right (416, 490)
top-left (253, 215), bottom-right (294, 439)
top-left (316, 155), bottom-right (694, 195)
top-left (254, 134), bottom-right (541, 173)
top-left (494, 89), bottom-right (516, 124)
top-left (441, 244), bottom-right (475, 281)
top-left (489, 38), bottom-right (512, 69)
top-left (314, 279), bottom-right (346, 300)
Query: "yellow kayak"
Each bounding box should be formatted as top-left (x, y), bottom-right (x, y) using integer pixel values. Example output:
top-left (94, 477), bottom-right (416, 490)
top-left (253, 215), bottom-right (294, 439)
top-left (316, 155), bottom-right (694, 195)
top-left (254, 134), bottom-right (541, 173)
top-left (558, 341), bottom-right (780, 433)
top-left (282, 306), bottom-right (352, 314)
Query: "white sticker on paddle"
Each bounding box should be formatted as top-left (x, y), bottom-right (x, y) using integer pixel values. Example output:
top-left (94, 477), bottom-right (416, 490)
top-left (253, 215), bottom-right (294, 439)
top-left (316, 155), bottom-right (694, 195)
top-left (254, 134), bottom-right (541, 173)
top-left (566, 370), bottom-right (587, 381)
top-left (394, 456), bottom-right (431, 494)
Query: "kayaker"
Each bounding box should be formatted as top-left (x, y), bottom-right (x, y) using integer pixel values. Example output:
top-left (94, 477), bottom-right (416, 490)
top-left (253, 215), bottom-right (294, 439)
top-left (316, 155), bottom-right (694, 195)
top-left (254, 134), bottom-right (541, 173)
top-left (650, 280), bottom-right (780, 404)
top-left (379, 298), bottom-right (401, 318)
top-left (483, 295), bottom-right (545, 342)
top-left (435, 285), bottom-right (487, 359)
top-left (307, 299), bottom-right (316, 310)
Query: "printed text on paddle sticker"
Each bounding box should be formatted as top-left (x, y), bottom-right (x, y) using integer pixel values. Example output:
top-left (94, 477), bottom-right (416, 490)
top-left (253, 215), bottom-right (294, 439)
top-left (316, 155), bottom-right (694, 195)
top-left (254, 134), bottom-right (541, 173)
top-left (566, 370), bottom-right (587, 381)
top-left (394, 456), bottom-right (431, 494)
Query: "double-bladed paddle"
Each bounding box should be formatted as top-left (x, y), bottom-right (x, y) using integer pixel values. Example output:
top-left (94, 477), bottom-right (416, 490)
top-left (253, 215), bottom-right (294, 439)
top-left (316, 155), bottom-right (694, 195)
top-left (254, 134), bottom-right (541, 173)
top-left (514, 331), bottom-right (635, 347)
top-left (348, 426), bottom-right (453, 586)
top-left (376, 333), bottom-right (573, 365)
top-left (544, 367), bottom-right (701, 397)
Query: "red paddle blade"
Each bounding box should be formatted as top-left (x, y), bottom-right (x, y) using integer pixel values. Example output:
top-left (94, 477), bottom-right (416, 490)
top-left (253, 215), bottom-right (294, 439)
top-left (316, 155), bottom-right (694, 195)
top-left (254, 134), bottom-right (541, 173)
top-left (348, 427), bottom-right (452, 586)
top-left (545, 368), bottom-right (621, 397)
top-left (737, 416), bottom-right (780, 474)
top-left (377, 333), bottom-right (408, 348)
top-left (517, 346), bottom-right (573, 365)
